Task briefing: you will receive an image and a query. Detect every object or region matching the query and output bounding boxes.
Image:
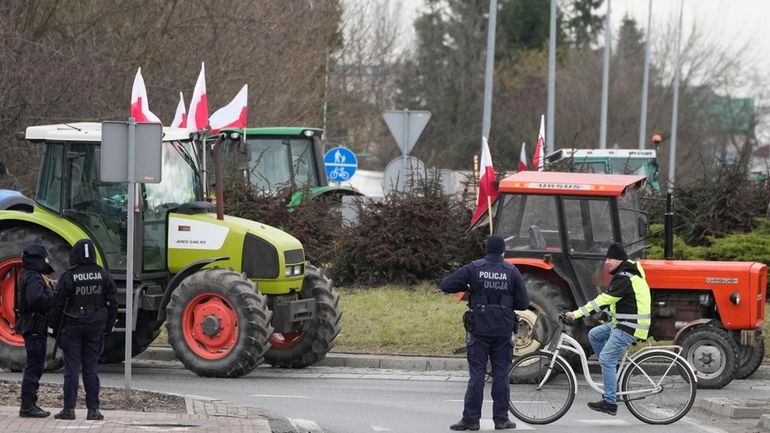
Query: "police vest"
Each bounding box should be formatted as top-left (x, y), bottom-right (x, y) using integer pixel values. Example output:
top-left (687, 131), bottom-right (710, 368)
top-left (469, 258), bottom-right (517, 337)
top-left (69, 264), bottom-right (106, 312)
top-left (610, 261), bottom-right (652, 340)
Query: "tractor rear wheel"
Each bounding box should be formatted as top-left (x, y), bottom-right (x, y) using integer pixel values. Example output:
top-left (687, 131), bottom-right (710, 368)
top-left (0, 226), bottom-right (68, 372)
top-left (99, 310), bottom-right (161, 364)
top-left (166, 268), bottom-right (272, 378)
top-left (735, 335), bottom-right (764, 380)
top-left (265, 263), bottom-right (341, 368)
top-left (680, 326), bottom-right (739, 389)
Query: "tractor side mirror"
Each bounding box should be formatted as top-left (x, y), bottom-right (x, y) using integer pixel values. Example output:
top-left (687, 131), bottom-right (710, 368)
top-left (638, 215), bottom-right (649, 238)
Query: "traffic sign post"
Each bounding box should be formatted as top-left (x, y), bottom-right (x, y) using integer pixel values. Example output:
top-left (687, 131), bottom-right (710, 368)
top-left (383, 110), bottom-right (431, 180)
top-left (101, 119), bottom-right (162, 401)
top-left (324, 146), bottom-right (358, 183)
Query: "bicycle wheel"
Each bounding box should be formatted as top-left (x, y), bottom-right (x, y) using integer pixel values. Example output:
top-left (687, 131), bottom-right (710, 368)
top-left (508, 351), bottom-right (575, 424)
top-left (620, 351), bottom-right (696, 424)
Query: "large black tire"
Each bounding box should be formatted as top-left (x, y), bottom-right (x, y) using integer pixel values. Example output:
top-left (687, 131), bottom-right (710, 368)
top-left (264, 263), bottom-right (341, 368)
top-left (735, 335), bottom-right (765, 380)
top-left (99, 310), bottom-right (161, 364)
top-left (166, 268), bottom-right (272, 378)
top-left (679, 326), bottom-right (739, 389)
top-left (0, 226), bottom-right (68, 372)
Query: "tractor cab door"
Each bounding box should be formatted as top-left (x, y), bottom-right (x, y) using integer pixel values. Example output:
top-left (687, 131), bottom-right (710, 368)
top-left (64, 143), bottom-right (128, 270)
top-left (560, 196), bottom-right (617, 300)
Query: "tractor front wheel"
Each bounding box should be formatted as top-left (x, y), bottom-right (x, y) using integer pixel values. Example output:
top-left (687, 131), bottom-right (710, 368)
top-left (0, 227), bottom-right (68, 372)
top-left (735, 334), bottom-right (764, 380)
top-left (166, 268), bottom-right (272, 378)
top-left (265, 263), bottom-right (341, 368)
top-left (680, 326), bottom-right (739, 389)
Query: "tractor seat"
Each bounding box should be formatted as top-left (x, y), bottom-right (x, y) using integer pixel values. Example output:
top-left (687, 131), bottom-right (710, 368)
top-left (528, 225), bottom-right (547, 250)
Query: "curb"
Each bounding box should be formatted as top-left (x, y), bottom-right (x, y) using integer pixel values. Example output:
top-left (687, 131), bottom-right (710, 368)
top-left (141, 346), bottom-right (770, 379)
top-left (697, 397), bottom-right (770, 419)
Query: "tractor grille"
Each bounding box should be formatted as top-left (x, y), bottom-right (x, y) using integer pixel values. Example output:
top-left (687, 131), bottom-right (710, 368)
top-left (242, 234), bottom-right (279, 279)
top-left (284, 249), bottom-right (304, 264)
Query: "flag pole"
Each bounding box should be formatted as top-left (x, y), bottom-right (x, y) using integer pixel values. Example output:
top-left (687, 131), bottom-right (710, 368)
top-left (486, 195), bottom-right (494, 235)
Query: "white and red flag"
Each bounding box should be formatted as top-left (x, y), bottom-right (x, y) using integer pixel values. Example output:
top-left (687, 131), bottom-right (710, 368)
top-left (209, 84), bottom-right (248, 134)
top-left (518, 142), bottom-right (529, 171)
top-left (533, 114), bottom-right (545, 171)
top-left (471, 137), bottom-right (500, 226)
top-left (170, 92), bottom-right (187, 128)
top-left (187, 62), bottom-right (209, 131)
top-left (130, 67), bottom-right (161, 123)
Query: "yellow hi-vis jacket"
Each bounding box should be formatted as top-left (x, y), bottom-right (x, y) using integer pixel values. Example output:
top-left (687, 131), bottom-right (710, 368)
top-left (571, 260), bottom-right (652, 340)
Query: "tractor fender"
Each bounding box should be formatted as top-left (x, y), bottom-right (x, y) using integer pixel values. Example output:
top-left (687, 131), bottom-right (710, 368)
top-left (0, 210), bottom-right (99, 261)
top-left (672, 318), bottom-right (720, 345)
top-left (0, 190), bottom-right (34, 212)
top-left (155, 256), bottom-right (229, 327)
top-left (506, 258), bottom-right (579, 304)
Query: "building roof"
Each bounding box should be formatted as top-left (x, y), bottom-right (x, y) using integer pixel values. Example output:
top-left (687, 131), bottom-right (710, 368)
top-left (498, 171), bottom-right (647, 197)
top-left (24, 122), bottom-right (196, 142)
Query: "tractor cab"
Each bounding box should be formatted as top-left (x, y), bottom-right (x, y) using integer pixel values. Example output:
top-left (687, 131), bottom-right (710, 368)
top-left (216, 127), bottom-right (362, 207)
top-left (26, 123), bottom-right (203, 273)
top-left (486, 171), bottom-right (648, 303)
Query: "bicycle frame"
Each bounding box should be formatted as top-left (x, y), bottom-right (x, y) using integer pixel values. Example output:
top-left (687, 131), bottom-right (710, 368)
top-left (540, 332), bottom-right (696, 400)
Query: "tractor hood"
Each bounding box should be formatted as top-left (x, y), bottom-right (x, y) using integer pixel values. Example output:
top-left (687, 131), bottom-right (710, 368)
top-left (640, 259), bottom-right (767, 329)
top-left (166, 211), bottom-right (305, 295)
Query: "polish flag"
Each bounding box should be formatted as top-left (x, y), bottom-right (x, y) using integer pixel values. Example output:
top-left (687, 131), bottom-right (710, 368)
top-left (533, 114), bottom-right (545, 171)
top-left (470, 137), bottom-right (500, 226)
top-left (130, 67), bottom-right (161, 123)
top-left (187, 62), bottom-right (208, 131)
top-left (209, 84), bottom-right (248, 134)
top-left (170, 92), bottom-right (187, 128)
top-left (518, 142), bottom-right (529, 171)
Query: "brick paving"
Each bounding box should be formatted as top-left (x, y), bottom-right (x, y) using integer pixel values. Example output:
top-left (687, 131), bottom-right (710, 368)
top-left (0, 404), bottom-right (272, 432)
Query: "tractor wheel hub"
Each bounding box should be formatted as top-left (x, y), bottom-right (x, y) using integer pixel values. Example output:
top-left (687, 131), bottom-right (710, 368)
top-left (693, 346), bottom-right (722, 374)
top-left (201, 315), bottom-right (221, 337)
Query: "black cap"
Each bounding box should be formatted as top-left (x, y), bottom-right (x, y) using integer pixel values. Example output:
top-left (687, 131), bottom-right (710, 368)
top-left (486, 235), bottom-right (506, 255)
top-left (606, 242), bottom-right (628, 261)
top-left (22, 244), bottom-right (48, 258)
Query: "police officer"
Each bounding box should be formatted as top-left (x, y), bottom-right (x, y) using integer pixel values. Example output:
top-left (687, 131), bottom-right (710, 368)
top-left (49, 239), bottom-right (117, 421)
top-left (440, 235), bottom-right (529, 431)
top-left (565, 242), bottom-right (651, 416)
top-left (16, 244), bottom-right (55, 418)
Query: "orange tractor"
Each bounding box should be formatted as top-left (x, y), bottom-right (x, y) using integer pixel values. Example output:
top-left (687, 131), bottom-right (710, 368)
top-left (479, 171), bottom-right (766, 388)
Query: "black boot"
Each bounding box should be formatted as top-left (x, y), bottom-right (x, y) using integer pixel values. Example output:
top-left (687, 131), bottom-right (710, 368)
top-left (87, 409), bottom-right (104, 420)
top-left (450, 419), bottom-right (480, 431)
top-left (54, 408), bottom-right (76, 420)
top-left (19, 397), bottom-right (50, 418)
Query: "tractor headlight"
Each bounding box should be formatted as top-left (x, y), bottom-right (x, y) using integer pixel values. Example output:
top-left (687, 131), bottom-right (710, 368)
top-left (729, 291), bottom-right (741, 305)
top-left (285, 264), bottom-right (304, 277)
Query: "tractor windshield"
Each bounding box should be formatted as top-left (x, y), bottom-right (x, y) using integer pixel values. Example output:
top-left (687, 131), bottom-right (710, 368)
top-left (495, 194), bottom-right (562, 252)
top-left (240, 137), bottom-right (319, 191)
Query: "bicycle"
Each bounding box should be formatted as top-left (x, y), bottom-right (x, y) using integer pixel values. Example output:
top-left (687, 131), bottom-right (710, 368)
top-left (507, 315), bottom-right (697, 425)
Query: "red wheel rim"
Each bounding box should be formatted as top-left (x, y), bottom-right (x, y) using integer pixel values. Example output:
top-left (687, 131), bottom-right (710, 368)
top-left (181, 292), bottom-right (238, 360)
top-left (269, 330), bottom-right (306, 349)
top-left (0, 258), bottom-right (24, 346)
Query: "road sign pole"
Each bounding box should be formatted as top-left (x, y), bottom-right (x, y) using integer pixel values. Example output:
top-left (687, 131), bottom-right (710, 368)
top-left (125, 118), bottom-right (135, 402)
top-left (402, 109), bottom-right (409, 175)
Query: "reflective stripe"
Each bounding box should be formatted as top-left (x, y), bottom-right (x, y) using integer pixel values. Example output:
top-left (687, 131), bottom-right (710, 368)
top-left (613, 313), bottom-right (651, 320)
top-left (580, 306), bottom-right (591, 317)
top-left (618, 321), bottom-right (650, 331)
top-left (589, 300), bottom-right (600, 311)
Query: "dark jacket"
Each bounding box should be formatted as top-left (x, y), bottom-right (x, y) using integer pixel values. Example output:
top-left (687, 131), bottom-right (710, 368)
top-left (49, 240), bottom-right (118, 333)
top-left (16, 249), bottom-right (55, 335)
top-left (441, 254), bottom-right (529, 336)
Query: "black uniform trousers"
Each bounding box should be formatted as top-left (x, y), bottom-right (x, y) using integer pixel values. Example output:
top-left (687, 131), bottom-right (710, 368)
top-left (21, 334), bottom-right (46, 400)
top-left (61, 321), bottom-right (104, 409)
top-left (463, 333), bottom-right (513, 424)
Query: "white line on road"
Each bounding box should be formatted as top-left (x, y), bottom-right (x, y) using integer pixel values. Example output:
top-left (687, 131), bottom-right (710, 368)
top-left (479, 419), bottom-right (535, 430)
top-left (289, 418), bottom-right (325, 433)
top-left (371, 425), bottom-right (392, 431)
top-left (445, 399), bottom-right (493, 403)
top-left (680, 416), bottom-right (730, 433)
top-left (576, 419), bottom-right (629, 425)
top-left (250, 394), bottom-right (310, 399)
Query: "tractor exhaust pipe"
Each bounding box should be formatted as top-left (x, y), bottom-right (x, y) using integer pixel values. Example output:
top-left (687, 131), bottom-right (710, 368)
top-left (212, 134), bottom-right (225, 220)
top-left (664, 192), bottom-right (674, 260)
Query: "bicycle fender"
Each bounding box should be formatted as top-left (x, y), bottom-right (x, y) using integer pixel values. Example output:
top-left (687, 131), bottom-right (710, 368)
top-left (621, 349), bottom-right (698, 384)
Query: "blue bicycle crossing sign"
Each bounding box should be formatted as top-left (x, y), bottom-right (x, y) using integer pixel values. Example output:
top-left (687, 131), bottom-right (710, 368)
top-left (324, 146), bottom-right (358, 182)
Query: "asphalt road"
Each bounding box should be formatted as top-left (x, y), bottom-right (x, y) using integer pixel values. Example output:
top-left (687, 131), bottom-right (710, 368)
top-left (3, 362), bottom-right (768, 433)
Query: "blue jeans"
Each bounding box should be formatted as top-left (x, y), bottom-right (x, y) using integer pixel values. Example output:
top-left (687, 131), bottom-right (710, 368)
top-left (588, 323), bottom-right (637, 405)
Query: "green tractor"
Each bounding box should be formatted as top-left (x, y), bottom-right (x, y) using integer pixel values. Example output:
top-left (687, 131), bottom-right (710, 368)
top-left (215, 127), bottom-right (363, 209)
top-left (0, 123), bottom-right (341, 377)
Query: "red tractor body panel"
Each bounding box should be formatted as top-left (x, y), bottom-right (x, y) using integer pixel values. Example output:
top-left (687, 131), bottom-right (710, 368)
top-left (498, 171), bottom-right (646, 197)
top-left (641, 260), bottom-right (767, 330)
